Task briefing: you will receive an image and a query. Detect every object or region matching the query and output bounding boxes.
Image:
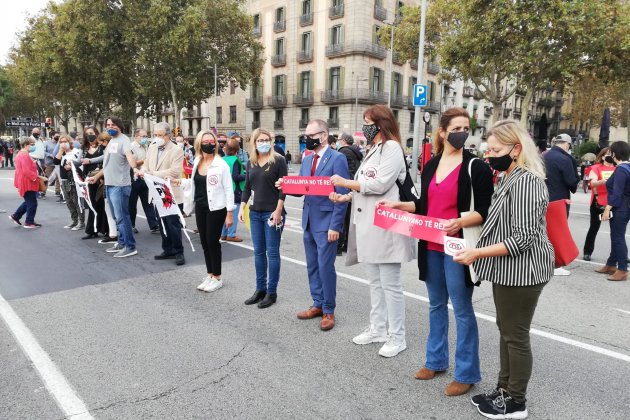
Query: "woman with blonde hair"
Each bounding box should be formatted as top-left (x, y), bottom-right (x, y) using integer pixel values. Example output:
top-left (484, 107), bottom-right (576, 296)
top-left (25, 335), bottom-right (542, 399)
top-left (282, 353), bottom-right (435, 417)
top-left (453, 120), bottom-right (553, 419)
top-left (179, 130), bottom-right (234, 293)
top-left (238, 128), bottom-right (287, 308)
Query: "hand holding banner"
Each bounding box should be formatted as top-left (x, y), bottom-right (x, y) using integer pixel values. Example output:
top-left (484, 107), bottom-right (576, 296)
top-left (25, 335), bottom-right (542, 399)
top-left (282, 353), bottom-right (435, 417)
top-left (373, 204), bottom-right (448, 244)
top-left (443, 236), bottom-right (466, 256)
top-left (281, 176), bottom-right (334, 196)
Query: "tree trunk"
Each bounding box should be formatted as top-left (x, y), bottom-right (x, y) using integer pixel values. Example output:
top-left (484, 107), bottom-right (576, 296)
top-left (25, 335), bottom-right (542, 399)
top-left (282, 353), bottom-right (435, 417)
top-left (520, 89), bottom-right (534, 128)
top-left (169, 77), bottom-right (180, 133)
top-left (492, 104), bottom-right (502, 125)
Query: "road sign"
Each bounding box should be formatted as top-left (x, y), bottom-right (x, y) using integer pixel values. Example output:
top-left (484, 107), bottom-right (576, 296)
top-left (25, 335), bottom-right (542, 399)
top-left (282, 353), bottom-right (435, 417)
top-left (423, 111), bottom-right (431, 123)
top-left (413, 84), bottom-right (428, 107)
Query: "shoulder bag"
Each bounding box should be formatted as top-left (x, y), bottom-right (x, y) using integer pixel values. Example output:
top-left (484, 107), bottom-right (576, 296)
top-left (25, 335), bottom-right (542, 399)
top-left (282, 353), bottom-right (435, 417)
top-left (460, 158), bottom-right (482, 282)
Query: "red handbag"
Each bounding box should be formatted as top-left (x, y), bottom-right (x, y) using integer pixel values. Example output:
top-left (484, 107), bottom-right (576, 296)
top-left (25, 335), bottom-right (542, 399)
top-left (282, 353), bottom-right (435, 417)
top-left (546, 200), bottom-right (579, 267)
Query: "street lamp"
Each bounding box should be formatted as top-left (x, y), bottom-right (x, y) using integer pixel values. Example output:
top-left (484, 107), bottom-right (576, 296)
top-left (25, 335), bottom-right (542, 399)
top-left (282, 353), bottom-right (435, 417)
top-left (383, 19), bottom-right (396, 109)
top-left (411, 0), bottom-right (428, 182)
top-left (355, 76), bottom-right (369, 132)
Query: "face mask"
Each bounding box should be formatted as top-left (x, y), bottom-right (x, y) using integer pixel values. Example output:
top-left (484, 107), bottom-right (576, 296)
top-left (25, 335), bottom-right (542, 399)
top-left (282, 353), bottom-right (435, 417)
top-left (154, 137), bottom-right (165, 148)
top-left (32, 133), bottom-right (40, 139)
top-left (106, 128), bottom-right (118, 136)
top-left (29, 146), bottom-right (36, 153)
top-left (604, 156), bottom-right (615, 164)
top-left (86, 134), bottom-right (97, 142)
top-left (140, 137), bottom-right (148, 146)
top-left (53, 136), bottom-right (60, 141)
top-left (305, 136), bottom-right (321, 151)
top-left (256, 143), bottom-right (272, 153)
top-left (61, 143), bottom-right (70, 150)
top-left (487, 146), bottom-right (516, 172)
top-left (447, 131), bottom-right (468, 150)
top-left (362, 124), bottom-right (380, 144)
top-left (201, 143), bottom-right (216, 154)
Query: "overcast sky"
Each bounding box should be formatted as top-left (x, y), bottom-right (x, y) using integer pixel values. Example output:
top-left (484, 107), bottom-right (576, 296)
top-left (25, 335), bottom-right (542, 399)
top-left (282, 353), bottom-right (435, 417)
top-left (0, 0), bottom-right (62, 65)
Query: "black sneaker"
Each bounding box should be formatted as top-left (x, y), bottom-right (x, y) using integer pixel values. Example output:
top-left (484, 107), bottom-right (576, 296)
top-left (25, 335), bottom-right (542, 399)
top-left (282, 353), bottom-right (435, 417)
top-left (477, 391), bottom-right (528, 419)
top-left (471, 386), bottom-right (504, 407)
top-left (150, 227), bottom-right (160, 234)
top-left (9, 214), bottom-right (22, 226)
top-left (583, 254), bottom-right (591, 261)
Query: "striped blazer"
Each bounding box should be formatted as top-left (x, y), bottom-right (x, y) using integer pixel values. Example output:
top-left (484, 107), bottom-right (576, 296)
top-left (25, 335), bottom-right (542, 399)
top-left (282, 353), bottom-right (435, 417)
top-left (473, 167), bottom-right (554, 286)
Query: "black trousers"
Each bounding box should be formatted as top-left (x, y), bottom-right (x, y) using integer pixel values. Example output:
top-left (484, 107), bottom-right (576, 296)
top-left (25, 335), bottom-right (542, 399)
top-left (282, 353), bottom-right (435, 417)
top-left (158, 213), bottom-right (184, 256)
top-left (129, 178), bottom-right (159, 230)
top-left (85, 183), bottom-right (109, 235)
top-left (195, 205), bottom-right (227, 275)
top-left (338, 202), bottom-right (352, 252)
top-left (584, 199), bottom-right (602, 255)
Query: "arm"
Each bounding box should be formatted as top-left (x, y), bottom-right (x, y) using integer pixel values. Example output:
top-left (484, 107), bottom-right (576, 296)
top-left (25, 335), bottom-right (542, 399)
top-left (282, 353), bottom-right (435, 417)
top-left (564, 156), bottom-right (579, 193)
top-left (223, 162), bottom-right (235, 212)
top-left (150, 148), bottom-right (184, 179)
top-left (607, 167), bottom-right (628, 208)
top-left (232, 160), bottom-right (246, 183)
top-left (360, 142), bottom-right (403, 195)
top-left (125, 150), bottom-right (138, 169)
top-left (588, 167), bottom-right (606, 187)
top-left (270, 158), bottom-right (288, 225)
top-left (328, 155), bottom-right (351, 235)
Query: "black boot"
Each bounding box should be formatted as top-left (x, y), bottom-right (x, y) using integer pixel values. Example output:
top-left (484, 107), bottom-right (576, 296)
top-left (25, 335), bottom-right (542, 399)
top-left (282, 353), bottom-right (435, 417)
top-left (257, 293), bottom-right (277, 309)
top-left (244, 290), bottom-right (266, 305)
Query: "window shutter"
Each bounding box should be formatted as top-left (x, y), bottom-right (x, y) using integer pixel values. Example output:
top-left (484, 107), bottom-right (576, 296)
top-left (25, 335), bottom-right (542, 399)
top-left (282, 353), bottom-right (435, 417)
top-left (340, 67), bottom-right (345, 91)
top-left (369, 67), bottom-right (375, 92)
top-left (327, 68), bottom-right (331, 91)
top-left (309, 71), bottom-right (314, 96)
top-left (379, 69), bottom-right (384, 92)
top-left (272, 76), bottom-right (277, 96)
top-left (340, 25), bottom-right (345, 46)
top-left (282, 75), bottom-right (287, 95)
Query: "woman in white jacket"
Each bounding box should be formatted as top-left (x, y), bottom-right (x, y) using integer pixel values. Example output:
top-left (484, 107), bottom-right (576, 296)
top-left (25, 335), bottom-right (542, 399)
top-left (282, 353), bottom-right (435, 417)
top-left (330, 104), bottom-right (416, 358)
top-left (176, 130), bottom-right (234, 293)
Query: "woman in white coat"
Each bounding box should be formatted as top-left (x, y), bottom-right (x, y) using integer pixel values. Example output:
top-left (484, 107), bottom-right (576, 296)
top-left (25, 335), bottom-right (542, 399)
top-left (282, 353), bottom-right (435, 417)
top-left (330, 104), bottom-right (416, 358)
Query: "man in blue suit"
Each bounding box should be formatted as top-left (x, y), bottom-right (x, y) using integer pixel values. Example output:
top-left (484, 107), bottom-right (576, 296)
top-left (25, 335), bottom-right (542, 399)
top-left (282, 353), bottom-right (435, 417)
top-left (284, 119), bottom-right (350, 330)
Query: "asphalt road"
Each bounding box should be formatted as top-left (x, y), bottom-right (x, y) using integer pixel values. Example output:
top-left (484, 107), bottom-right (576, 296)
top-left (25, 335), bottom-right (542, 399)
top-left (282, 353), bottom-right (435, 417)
top-left (1, 168), bottom-right (629, 420)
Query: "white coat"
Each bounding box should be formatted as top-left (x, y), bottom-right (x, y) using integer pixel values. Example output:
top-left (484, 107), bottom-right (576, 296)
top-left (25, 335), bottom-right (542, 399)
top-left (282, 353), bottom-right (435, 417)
top-left (182, 155), bottom-right (234, 215)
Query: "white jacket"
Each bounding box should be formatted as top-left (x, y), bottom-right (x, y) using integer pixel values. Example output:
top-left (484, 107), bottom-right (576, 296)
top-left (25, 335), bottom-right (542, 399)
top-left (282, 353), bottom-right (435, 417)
top-left (183, 155), bottom-right (235, 215)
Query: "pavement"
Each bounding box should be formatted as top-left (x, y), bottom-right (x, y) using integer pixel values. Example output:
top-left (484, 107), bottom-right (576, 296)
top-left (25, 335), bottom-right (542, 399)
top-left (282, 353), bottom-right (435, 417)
top-left (0, 168), bottom-right (629, 420)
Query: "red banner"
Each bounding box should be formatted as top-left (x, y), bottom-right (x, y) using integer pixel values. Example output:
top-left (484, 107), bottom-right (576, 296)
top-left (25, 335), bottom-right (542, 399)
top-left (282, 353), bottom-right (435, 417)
top-left (282, 176), bottom-right (334, 196)
top-left (373, 204), bottom-right (447, 244)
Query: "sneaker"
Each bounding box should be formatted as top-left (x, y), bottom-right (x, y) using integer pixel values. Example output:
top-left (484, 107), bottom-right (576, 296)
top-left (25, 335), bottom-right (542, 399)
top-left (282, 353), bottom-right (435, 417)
top-left (9, 214), bottom-right (22, 226)
top-left (471, 386), bottom-right (504, 407)
top-left (553, 267), bottom-right (571, 276)
top-left (64, 223), bottom-right (77, 229)
top-left (56, 196), bottom-right (64, 203)
top-left (106, 243), bottom-right (124, 253)
top-left (477, 391), bottom-right (528, 420)
top-left (352, 326), bottom-right (388, 345)
top-left (583, 254), bottom-right (591, 261)
top-left (203, 278), bottom-right (224, 293)
top-left (150, 227), bottom-right (160, 234)
top-left (197, 277), bottom-right (212, 291)
top-left (57, 199), bottom-right (66, 204)
top-left (98, 236), bottom-right (118, 244)
top-left (133, 227), bottom-right (139, 234)
top-left (23, 223), bottom-right (42, 229)
top-left (113, 247), bottom-right (138, 258)
top-left (378, 335), bottom-right (407, 358)
top-left (71, 224), bottom-right (85, 231)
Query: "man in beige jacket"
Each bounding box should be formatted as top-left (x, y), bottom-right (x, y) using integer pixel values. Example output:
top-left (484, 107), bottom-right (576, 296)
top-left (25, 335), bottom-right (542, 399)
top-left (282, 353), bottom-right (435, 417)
top-left (134, 122), bottom-right (186, 266)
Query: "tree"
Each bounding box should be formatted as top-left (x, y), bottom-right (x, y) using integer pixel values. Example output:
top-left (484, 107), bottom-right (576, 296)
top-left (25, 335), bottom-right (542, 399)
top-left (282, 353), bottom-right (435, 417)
top-left (568, 73), bottom-right (630, 131)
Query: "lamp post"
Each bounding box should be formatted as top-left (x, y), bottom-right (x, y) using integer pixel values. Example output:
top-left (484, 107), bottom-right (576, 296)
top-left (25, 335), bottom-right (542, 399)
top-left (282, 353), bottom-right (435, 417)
top-left (355, 76), bottom-right (369, 132)
top-left (383, 19), bottom-right (396, 108)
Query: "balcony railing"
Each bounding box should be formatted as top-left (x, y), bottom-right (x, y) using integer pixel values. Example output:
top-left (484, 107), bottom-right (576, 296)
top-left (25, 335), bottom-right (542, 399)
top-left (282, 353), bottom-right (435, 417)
top-left (473, 89), bottom-right (483, 100)
top-left (463, 86), bottom-right (474, 97)
top-left (267, 95), bottom-right (287, 108)
top-left (538, 97), bottom-right (554, 108)
top-left (252, 26), bottom-right (261, 37)
top-left (427, 62), bottom-right (440, 75)
top-left (296, 50), bottom-right (313, 63)
top-left (293, 93), bottom-right (314, 106)
top-left (390, 94), bottom-right (406, 109)
top-left (271, 54), bottom-right (286, 67)
top-left (251, 121), bottom-right (260, 129)
top-left (183, 108), bottom-right (203, 119)
top-left (325, 41), bottom-right (386, 59)
top-left (513, 108), bottom-right (522, 118)
top-left (300, 12), bottom-right (313, 26)
top-left (503, 108), bottom-right (511, 118)
top-left (160, 107), bottom-right (175, 115)
top-left (329, 4), bottom-right (344, 19)
top-left (299, 119), bottom-right (308, 129)
top-left (321, 88), bottom-right (389, 105)
top-left (374, 4), bottom-right (387, 21)
top-left (327, 118), bottom-right (339, 128)
top-left (274, 120), bottom-right (284, 129)
top-left (425, 101), bottom-right (441, 113)
top-left (273, 20), bottom-right (286, 32)
top-left (246, 97), bottom-right (263, 109)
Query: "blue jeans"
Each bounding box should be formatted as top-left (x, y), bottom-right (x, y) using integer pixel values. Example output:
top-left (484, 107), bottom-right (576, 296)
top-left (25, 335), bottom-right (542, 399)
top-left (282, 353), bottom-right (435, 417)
top-left (221, 205), bottom-right (240, 238)
top-left (424, 250), bottom-right (481, 384)
top-left (106, 185), bottom-right (136, 249)
top-left (14, 191), bottom-right (38, 224)
top-left (249, 210), bottom-right (284, 294)
top-left (606, 209), bottom-right (630, 271)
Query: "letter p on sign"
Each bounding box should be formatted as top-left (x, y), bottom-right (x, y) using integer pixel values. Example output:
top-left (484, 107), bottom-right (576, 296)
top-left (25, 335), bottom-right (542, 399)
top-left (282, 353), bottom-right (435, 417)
top-left (413, 84), bottom-right (428, 107)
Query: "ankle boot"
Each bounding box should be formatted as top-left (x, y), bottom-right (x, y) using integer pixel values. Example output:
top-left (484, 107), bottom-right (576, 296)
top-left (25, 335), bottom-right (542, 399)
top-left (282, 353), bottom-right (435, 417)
top-left (607, 270), bottom-right (628, 281)
top-left (257, 293), bottom-right (277, 309)
top-left (595, 265), bottom-right (616, 274)
top-left (244, 290), bottom-right (266, 305)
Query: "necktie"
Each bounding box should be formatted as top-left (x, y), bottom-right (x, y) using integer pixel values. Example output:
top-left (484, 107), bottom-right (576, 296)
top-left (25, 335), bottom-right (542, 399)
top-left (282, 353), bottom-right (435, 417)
top-left (311, 153), bottom-right (320, 176)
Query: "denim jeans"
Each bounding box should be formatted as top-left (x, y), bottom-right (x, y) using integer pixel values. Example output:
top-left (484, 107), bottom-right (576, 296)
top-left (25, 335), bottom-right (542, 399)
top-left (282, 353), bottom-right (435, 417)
top-left (606, 209), bottom-right (630, 271)
top-left (221, 205), bottom-right (240, 238)
top-left (249, 209), bottom-right (284, 295)
top-left (424, 250), bottom-right (481, 384)
top-left (14, 191), bottom-right (38, 224)
top-left (106, 185), bottom-right (135, 249)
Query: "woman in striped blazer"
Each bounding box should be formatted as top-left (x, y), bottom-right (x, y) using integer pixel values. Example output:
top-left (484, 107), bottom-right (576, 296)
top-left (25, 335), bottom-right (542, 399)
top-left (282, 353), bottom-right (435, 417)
top-left (454, 120), bottom-right (554, 420)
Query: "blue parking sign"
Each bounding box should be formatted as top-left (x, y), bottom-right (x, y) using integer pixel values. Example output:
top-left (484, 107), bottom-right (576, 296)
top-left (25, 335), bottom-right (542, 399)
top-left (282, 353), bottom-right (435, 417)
top-left (413, 84), bottom-right (428, 107)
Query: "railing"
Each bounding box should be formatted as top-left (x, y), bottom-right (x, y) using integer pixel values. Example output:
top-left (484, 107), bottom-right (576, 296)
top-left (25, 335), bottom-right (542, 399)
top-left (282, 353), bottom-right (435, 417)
top-left (246, 98), bottom-right (263, 109)
top-left (251, 121), bottom-right (260, 129)
top-left (274, 120), bottom-right (284, 129)
top-left (325, 41), bottom-right (386, 59)
top-left (268, 95), bottom-right (287, 107)
top-left (473, 89), bottom-right (483, 100)
top-left (390, 94), bottom-right (406, 108)
top-left (271, 54), bottom-right (286, 67)
top-left (329, 4), bottom-right (344, 19)
top-left (293, 93), bottom-right (314, 106)
top-left (321, 88), bottom-right (389, 104)
top-left (374, 4), bottom-right (387, 21)
top-left (503, 108), bottom-right (511, 118)
top-left (427, 62), bottom-right (440, 75)
top-left (184, 109), bottom-right (202, 118)
top-left (273, 20), bottom-right (286, 32)
top-left (463, 86), bottom-right (474, 97)
top-left (161, 107), bottom-right (175, 115)
top-left (296, 50), bottom-right (313, 63)
top-left (425, 101), bottom-right (441, 112)
top-left (513, 108), bottom-right (522, 118)
top-left (325, 43), bottom-right (345, 57)
top-left (327, 118), bottom-right (339, 128)
top-left (300, 12), bottom-right (313, 26)
top-left (252, 26), bottom-right (261, 37)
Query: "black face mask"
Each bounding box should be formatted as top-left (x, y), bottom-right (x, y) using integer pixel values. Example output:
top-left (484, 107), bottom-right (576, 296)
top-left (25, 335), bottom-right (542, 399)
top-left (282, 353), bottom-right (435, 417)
top-left (32, 133), bottom-right (40, 139)
top-left (86, 134), bottom-right (97, 142)
top-left (487, 146), bottom-right (516, 172)
top-left (53, 136), bottom-right (60, 141)
top-left (305, 136), bottom-right (322, 151)
top-left (604, 155), bottom-right (615, 164)
top-left (201, 143), bottom-right (216, 154)
top-left (362, 124), bottom-right (380, 144)
top-left (447, 131), bottom-right (468, 150)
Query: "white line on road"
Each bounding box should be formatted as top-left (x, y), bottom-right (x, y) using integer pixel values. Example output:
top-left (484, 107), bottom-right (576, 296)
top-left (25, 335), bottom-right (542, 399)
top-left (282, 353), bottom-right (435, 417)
top-left (613, 308), bottom-right (630, 316)
top-left (0, 293), bottom-right (94, 419)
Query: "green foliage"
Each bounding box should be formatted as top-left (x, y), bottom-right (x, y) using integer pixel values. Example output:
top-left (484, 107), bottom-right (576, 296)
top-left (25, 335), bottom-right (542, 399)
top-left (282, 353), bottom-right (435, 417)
top-left (576, 140), bottom-right (598, 158)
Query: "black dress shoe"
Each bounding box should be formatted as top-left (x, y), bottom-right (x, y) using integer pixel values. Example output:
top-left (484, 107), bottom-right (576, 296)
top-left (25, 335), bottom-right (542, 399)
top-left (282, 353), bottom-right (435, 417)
top-left (81, 233), bottom-right (98, 240)
top-left (244, 290), bottom-right (266, 305)
top-left (175, 254), bottom-right (185, 266)
top-left (258, 293), bottom-right (277, 309)
top-left (154, 252), bottom-right (175, 260)
top-left (583, 254), bottom-right (591, 261)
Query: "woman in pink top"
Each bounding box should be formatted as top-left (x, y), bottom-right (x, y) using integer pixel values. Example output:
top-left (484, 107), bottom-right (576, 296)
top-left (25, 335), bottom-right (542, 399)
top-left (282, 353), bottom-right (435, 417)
top-left (383, 107), bottom-right (493, 396)
top-left (9, 137), bottom-right (41, 228)
top-left (583, 147), bottom-right (615, 260)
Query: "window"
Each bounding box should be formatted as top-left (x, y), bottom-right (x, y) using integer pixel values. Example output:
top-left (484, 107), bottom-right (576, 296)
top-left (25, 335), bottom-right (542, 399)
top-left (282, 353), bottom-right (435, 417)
top-left (428, 80), bottom-right (436, 101)
top-left (410, 111), bottom-right (415, 125)
top-left (229, 106), bottom-right (237, 123)
top-left (275, 7), bottom-right (284, 22)
top-left (301, 108), bottom-right (310, 122)
top-left (300, 71), bottom-right (312, 97)
top-left (408, 76), bottom-right (417, 98)
top-left (275, 38), bottom-right (285, 55)
top-left (302, 0), bottom-right (311, 14)
top-left (301, 32), bottom-right (312, 52)
top-left (275, 109), bottom-right (283, 121)
top-left (332, 0), bottom-right (343, 7)
top-left (253, 14), bottom-right (260, 29)
top-left (216, 106), bottom-right (222, 124)
top-left (393, 110), bottom-right (399, 121)
top-left (373, 25), bottom-right (381, 44)
top-left (371, 67), bottom-right (383, 92)
top-left (331, 25), bottom-right (342, 46)
top-left (273, 75), bottom-right (285, 96)
top-left (392, 72), bottom-right (402, 96)
top-left (330, 67), bottom-right (341, 92)
top-left (230, 81), bottom-right (236, 95)
top-left (253, 111), bottom-right (260, 122)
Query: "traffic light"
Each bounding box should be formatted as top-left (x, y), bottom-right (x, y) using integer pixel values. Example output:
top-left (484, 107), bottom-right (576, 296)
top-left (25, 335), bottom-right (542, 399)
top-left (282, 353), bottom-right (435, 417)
top-left (45, 117), bottom-right (52, 128)
top-left (173, 126), bottom-right (181, 136)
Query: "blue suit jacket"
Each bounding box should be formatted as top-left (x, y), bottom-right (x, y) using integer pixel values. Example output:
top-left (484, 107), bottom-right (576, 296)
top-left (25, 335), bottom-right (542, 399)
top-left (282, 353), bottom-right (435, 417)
top-left (299, 148), bottom-right (350, 233)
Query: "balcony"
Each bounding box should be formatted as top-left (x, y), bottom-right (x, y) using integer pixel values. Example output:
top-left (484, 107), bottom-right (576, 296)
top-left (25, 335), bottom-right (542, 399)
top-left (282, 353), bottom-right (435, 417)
top-left (390, 94), bottom-right (407, 109)
top-left (425, 101), bottom-right (441, 113)
top-left (513, 108), bottom-right (522, 118)
top-left (473, 89), bottom-right (483, 100)
top-left (327, 118), bottom-right (339, 128)
top-left (267, 95), bottom-right (287, 108)
top-left (392, 52), bottom-right (404, 65)
top-left (252, 26), bottom-right (261, 37)
top-left (463, 86), bottom-right (474, 97)
top-left (321, 88), bottom-right (388, 105)
top-left (555, 93), bottom-right (564, 105)
top-left (296, 50), bottom-right (313, 63)
top-left (273, 20), bottom-right (286, 33)
top-left (515, 88), bottom-right (526, 96)
top-left (427, 62), bottom-right (440, 75)
top-left (484, 107), bottom-right (493, 117)
top-left (293, 93), bottom-right (314, 106)
top-left (329, 4), bottom-right (344, 19)
top-left (251, 121), bottom-right (260, 130)
top-left (410, 59), bottom-right (418, 69)
top-left (274, 120), bottom-right (284, 130)
top-left (537, 96), bottom-right (554, 108)
top-left (160, 106), bottom-right (175, 115)
top-left (325, 41), bottom-right (386, 59)
top-left (183, 108), bottom-right (203, 119)
top-left (374, 4), bottom-right (387, 21)
top-left (300, 12), bottom-right (313, 26)
top-left (271, 54), bottom-right (286, 67)
top-left (299, 119), bottom-right (308, 129)
top-left (503, 108), bottom-right (511, 118)
top-left (246, 97), bottom-right (263, 109)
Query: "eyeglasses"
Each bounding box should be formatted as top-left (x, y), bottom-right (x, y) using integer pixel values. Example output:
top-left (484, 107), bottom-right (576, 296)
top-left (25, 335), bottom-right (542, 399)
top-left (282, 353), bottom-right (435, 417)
top-left (256, 138), bottom-right (271, 144)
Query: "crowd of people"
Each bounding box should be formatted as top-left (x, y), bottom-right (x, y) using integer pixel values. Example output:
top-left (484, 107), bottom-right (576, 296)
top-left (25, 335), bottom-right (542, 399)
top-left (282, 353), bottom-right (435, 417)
top-left (5, 104), bottom-right (630, 420)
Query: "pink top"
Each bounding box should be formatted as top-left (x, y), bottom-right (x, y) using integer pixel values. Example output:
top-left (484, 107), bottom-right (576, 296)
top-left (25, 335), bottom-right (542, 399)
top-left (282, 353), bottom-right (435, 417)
top-left (426, 163), bottom-right (461, 252)
top-left (14, 151), bottom-right (39, 197)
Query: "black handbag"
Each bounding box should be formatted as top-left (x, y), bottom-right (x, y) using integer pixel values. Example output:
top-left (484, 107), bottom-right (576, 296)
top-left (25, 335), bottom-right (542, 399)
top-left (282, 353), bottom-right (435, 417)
top-left (396, 150), bottom-right (419, 202)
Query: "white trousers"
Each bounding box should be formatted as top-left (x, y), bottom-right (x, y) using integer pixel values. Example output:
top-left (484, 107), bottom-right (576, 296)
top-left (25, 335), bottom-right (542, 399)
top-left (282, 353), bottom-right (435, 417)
top-left (365, 263), bottom-right (405, 338)
top-left (104, 197), bottom-right (117, 237)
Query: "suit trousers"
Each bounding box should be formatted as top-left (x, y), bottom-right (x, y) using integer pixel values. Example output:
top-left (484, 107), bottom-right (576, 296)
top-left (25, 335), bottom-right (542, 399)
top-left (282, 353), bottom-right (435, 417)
top-left (303, 227), bottom-right (338, 314)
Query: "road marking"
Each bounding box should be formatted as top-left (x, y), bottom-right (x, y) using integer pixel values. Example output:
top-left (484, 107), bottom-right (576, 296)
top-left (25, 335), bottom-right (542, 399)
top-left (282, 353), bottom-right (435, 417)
top-left (614, 308), bottom-right (630, 316)
top-left (223, 241), bottom-right (630, 364)
top-left (0, 293), bottom-right (94, 419)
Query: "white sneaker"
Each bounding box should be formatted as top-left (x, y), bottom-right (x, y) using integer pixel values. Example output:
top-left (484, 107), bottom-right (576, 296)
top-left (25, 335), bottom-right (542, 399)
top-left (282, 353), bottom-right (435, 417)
top-left (197, 277), bottom-right (211, 291)
top-left (64, 223), bottom-right (76, 229)
top-left (203, 278), bottom-right (224, 293)
top-left (554, 267), bottom-right (571, 276)
top-left (378, 335), bottom-right (407, 358)
top-left (352, 326), bottom-right (388, 345)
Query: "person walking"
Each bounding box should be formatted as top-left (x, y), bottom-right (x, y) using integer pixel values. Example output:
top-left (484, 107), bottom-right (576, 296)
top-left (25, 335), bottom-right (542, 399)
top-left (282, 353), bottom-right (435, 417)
top-left (329, 105), bottom-right (416, 358)
top-left (221, 137), bottom-right (247, 242)
top-left (3, 139), bottom-right (15, 168)
top-left (238, 128), bottom-right (288, 309)
top-left (582, 148), bottom-right (615, 260)
top-left (181, 130), bottom-right (234, 292)
top-left (53, 135), bottom-right (85, 230)
top-left (129, 128), bottom-right (159, 234)
top-left (79, 126), bottom-right (109, 239)
top-left (9, 137), bottom-right (41, 228)
top-left (598, 141), bottom-right (630, 281)
top-left (453, 120), bottom-right (554, 420)
top-left (285, 149), bottom-right (292, 171)
top-left (44, 133), bottom-right (62, 199)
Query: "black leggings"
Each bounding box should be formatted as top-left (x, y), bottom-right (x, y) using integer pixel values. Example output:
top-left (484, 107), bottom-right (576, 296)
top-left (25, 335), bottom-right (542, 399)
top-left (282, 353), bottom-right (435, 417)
top-left (195, 205), bottom-right (227, 276)
top-left (583, 199), bottom-right (602, 256)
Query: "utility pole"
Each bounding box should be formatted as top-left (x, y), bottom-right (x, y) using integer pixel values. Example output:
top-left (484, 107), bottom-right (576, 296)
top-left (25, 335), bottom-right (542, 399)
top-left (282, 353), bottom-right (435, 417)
top-left (410, 0), bottom-right (427, 182)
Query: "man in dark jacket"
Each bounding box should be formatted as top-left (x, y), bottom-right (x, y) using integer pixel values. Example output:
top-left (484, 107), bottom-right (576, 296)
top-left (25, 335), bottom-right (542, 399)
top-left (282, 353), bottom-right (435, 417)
top-left (336, 132), bottom-right (363, 254)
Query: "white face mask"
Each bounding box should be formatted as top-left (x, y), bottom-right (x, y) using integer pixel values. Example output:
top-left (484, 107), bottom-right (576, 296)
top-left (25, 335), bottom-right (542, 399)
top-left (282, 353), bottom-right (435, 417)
top-left (154, 137), bottom-right (165, 147)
